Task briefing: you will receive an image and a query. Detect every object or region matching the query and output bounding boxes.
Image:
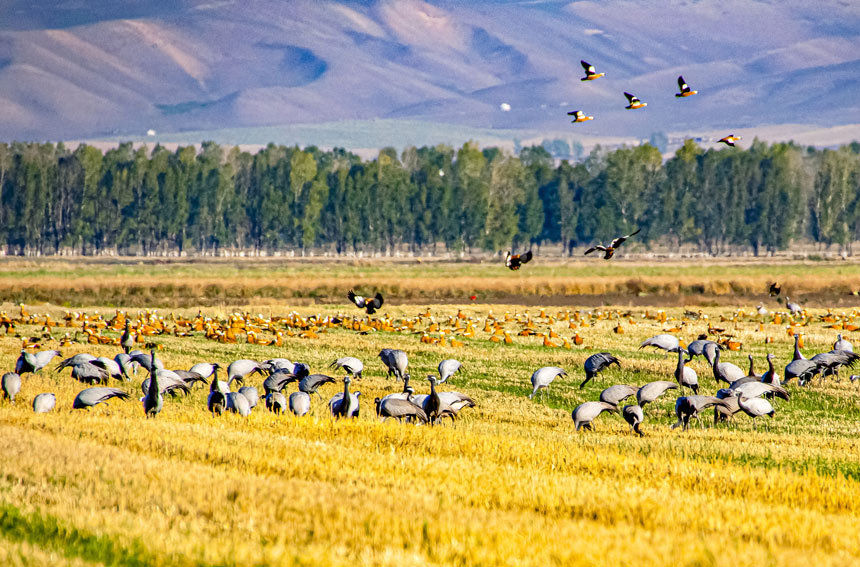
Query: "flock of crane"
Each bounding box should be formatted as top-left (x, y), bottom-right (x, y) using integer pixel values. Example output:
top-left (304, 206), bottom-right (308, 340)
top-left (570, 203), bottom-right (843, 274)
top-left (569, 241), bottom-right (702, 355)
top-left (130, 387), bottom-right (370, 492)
top-left (2, 297), bottom-right (859, 433)
top-left (1, 338), bottom-right (476, 426)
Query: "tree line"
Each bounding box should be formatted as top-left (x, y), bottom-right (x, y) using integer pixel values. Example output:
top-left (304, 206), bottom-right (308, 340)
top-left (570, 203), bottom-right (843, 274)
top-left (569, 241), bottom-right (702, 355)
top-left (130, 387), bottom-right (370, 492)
top-left (0, 139), bottom-right (858, 256)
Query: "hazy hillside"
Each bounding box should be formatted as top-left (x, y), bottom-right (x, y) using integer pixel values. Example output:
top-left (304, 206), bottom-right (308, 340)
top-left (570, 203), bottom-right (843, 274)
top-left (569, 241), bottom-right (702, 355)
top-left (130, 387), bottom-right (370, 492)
top-left (0, 0), bottom-right (858, 147)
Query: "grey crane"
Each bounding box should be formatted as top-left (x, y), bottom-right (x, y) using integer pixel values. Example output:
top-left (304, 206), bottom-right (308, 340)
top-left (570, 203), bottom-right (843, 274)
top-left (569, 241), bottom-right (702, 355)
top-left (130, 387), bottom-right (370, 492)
top-left (811, 349), bottom-right (860, 378)
top-left (528, 366), bottom-right (567, 399)
top-left (226, 359), bottom-right (265, 385)
top-left (622, 404), bottom-right (645, 436)
top-left (120, 320), bottom-right (135, 354)
top-left (746, 355), bottom-right (761, 379)
top-left (378, 349), bottom-right (397, 378)
top-left (389, 350), bottom-right (408, 380)
top-left (289, 391), bottom-right (311, 416)
top-left (731, 381), bottom-right (789, 400)
top-left (329, 377), bottom-right (360, 418)
top-left (712, 348), bottom-right (745, 385)
top-left (265, 392), bottom-right (287, 414)
top-left (581, 353), bottom-right (620, 389)
top-left (73, 387), bottom-right (130, 409)
top-left (32, 393), bottom-right (56, 413)
top-left (674, 348), bottom-right (699, 394)
top-left (2, 372), bottom-right (21, 403)
top-left (672, 396), bottom-right (729, 430)
top-left (571, 401), bottom-right (618, 431)
top-left (686, 337), bottom-right (720, 365)
top-left (299, 374), bottom-right (336, 397)
top-left (784, 334), bottom-right (821, 384)
top-left (636, 380), bottom-right (678, 408)
top-left (424, 375), bottom-right (456, 424)
top-left (437, 359), bottom-right (462, 383)
top-left (207, 367), bottom-right (226, 416)
top-left (714, 390), bottom-right (741, 425)
top-left (130, 351), bottom-right (165, 373)
top-left (760, 353), bottom-right (780, 386)
top-left (171, 369), bottom-right (208, 388)
top-left (785, 296), bottom-right (802, 316)
top-left (238, 386), bottom-right (259, 409)
top-left (141, 369), bottom-right (191, 397)
top-left (834, 334), bottom-right (853, 353)
top-left (639, 334), bottom-right (680, 353)
top-left (142, 351), bottom-right (163, 418)
top-left (92, 357), bottom-right (125, 381)
top-left (71, 361), bottom-right (110, 385)
top-left (376, 397), bottom-right (429, 423)
top-left (330, 357), bottom-right (364, 379)
top-left (113, 353), bottom-right (136, 380)
top-left (189, 362), bottom-right (220, 380)
top-left (16, 349), bottom-right (61, 375)
top-left (56, 353), bottom-right (96, 372)
top-left (599, 384), bottom-right (637, 407)
top-left (380, 377), bottom-right (415, 404)
top-left (263, 371), bottom-right (297, 396)
top-left (264, 358), bottom-right (293, 373)
top-left (737, 395), bottom-right (775, 429)
top-left (226, 391), bottom-right (251, 417)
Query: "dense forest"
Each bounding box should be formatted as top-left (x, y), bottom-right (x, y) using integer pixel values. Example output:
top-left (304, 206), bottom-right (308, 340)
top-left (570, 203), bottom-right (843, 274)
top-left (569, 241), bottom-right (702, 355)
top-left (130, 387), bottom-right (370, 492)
top-left (0, 139), bottom-right (858, 257)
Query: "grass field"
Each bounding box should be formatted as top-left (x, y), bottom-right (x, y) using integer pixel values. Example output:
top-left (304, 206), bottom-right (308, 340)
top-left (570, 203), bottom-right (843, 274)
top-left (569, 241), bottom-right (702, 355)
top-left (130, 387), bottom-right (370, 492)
top-left (1, 257), bottom-right (860, 307)
top-left (1, 260), bottom-right (860, 565)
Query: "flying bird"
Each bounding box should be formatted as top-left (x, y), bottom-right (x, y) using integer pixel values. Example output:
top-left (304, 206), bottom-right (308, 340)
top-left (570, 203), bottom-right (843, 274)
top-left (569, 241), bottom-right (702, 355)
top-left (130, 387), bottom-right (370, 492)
top-left (675, 76), bottom-right (697, 97)
top-left (580, 60), bottom-right (604, 81)
top-left (624, 92), bottom-right (647, 109)
top-left (768, 282), bottom-right (781, 296)
top-left (505, 250), bottom-right (533, 270)
top-left (348, 290), bottom-right (384, 314)
top-left (718, 135), bottom-right (741, 147)
top-left (584, 228), bottom-right (641, 259)
top-left (567, 110), bottom-right (594, 123)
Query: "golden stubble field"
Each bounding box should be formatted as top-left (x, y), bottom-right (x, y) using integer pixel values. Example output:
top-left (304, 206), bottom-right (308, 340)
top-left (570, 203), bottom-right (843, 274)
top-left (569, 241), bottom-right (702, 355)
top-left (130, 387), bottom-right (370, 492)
top-left (0, 259), bottom-right (860, 566)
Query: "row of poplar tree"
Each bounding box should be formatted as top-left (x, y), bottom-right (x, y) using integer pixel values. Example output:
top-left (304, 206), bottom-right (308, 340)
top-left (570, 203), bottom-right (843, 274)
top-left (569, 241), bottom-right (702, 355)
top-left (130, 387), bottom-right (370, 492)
top-left (0, 139), bottom-right (858, 256)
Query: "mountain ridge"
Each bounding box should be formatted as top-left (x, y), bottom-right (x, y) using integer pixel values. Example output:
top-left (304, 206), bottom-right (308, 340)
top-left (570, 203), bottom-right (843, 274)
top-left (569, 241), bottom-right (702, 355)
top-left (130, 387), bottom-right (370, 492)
top-left (0, 0), bottom-right (857, 147)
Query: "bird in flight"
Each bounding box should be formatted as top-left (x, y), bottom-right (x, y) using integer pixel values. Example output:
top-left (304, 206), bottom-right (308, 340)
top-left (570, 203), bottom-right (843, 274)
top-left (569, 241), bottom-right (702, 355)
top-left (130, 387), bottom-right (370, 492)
top-left (567, 110), bottom-right (594, 123)
top-left (347, 290), bottom-right (384, 314)
top-left (718, 135), bottom-right (741, 147)
top-left (624, 92), bottom-right (647, 109)
top-left (675, 76), bottom-right (697, 97)
top-left (584, 229), bottom-right (641, 260)
top-left (505, 250), bottom-right (533, 270)
top-left (580, 60), bottom-right (604, 81)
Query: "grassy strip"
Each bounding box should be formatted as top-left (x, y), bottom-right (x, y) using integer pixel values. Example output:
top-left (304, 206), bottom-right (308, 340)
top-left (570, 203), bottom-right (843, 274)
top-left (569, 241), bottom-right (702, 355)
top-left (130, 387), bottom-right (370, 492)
top-left (0, 503), bottom-right (205, 567)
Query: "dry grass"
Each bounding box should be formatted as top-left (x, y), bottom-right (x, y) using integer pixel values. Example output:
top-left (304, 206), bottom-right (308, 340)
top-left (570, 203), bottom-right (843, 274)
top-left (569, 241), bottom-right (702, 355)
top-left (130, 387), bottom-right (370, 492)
top-left (1, 274), bottom-right (860, 564)
top-left (1, 257), bottom-right (860, 307)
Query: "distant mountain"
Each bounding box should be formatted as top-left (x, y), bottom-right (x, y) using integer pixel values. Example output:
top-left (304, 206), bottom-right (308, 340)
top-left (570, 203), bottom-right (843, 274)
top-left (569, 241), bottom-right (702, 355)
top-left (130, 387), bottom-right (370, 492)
top-left (0, 0), bottom-right (858, 148)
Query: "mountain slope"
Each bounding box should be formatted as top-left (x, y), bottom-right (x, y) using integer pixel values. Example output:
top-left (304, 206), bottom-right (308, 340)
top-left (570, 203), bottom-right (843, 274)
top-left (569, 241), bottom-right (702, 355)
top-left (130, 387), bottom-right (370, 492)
top-left (0, 0), bottom-right (857, 144)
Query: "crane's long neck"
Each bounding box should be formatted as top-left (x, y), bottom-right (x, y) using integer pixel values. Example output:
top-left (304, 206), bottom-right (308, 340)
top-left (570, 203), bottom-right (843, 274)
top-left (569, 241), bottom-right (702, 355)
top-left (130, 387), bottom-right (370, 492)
top-left (748, 355), bottom-right (755, 376)
top-left (793, 335), bottom-right (803, 360)
top-left (676, 349), bottom-right (685, 374)
top-left (713, 348), bottom-right (720, 368)
top-left (767, 356), bottom-right (775, 374)
top-left (210, 367), bottom-right (219, 393)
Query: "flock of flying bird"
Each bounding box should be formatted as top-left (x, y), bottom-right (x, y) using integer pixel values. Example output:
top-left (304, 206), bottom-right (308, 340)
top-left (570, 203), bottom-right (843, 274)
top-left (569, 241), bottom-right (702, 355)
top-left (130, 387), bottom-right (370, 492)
top-left (569, 59), bottom-right (741, 147)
